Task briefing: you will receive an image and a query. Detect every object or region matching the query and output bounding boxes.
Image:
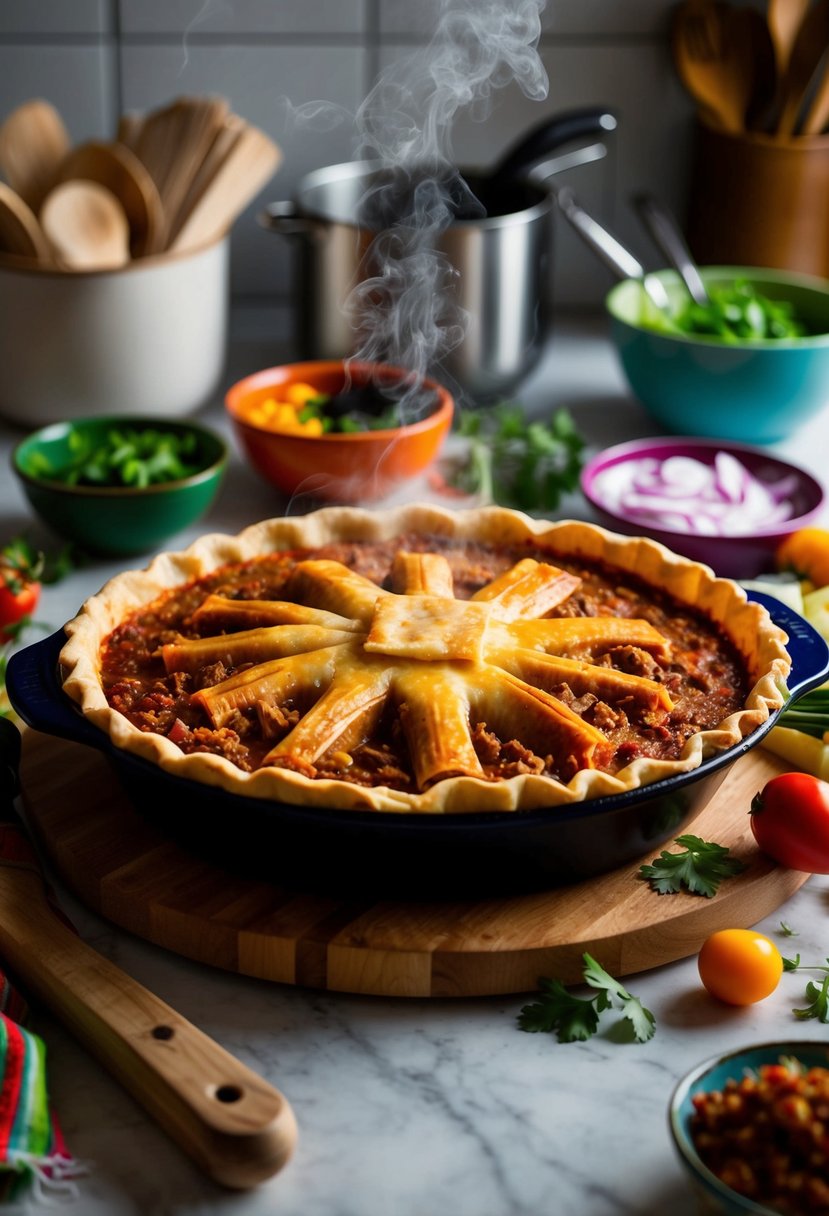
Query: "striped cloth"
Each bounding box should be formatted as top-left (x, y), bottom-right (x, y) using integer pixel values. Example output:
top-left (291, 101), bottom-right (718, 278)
top-left (0, 721), bottom-right (82, 1200)
top-left (0, 981), bottom-right (79, 1201)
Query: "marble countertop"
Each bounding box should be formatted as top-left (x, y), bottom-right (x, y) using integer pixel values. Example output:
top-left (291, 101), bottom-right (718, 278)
top-left (1, 308), bottom-right (828, 1216)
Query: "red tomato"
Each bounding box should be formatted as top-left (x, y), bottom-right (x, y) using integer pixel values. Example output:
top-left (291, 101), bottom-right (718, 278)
top-left (750, 772), bottom-right (829, 874)
top-left (0, 572), bottom-right (40, 644)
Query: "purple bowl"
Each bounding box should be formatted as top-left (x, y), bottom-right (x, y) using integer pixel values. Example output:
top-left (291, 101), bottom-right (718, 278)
top-left (580, 437), bottom-right (825, 579)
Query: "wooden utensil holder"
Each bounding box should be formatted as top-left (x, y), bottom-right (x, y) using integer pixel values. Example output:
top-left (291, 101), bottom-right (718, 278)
top-left (687, 119), bottom-right (829, 278)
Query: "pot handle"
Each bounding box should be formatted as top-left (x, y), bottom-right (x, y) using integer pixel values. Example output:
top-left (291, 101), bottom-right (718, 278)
top-left (5, 629), bottom-right (106, 749)
top-left (257, 200), bottom-right (327, 239)
top-left (746, 589), bottom-right (829, 703)
top-left (491, 106), bottom-right (617, 183)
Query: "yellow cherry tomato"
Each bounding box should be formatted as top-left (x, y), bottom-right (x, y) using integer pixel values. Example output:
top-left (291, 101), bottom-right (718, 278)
top-left (697, 929), bottom-right (783, 1006)
top-left (776, 526), bottom-right (829, 590)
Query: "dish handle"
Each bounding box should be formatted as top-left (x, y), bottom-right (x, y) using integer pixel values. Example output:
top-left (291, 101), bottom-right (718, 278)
top-left (746, 589), bottom-right (829, 702)
top-left (5, 628), bottom-right (106, 748)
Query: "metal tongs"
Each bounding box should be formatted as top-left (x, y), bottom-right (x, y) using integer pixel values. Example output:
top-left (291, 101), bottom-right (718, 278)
top-left (552, 185), bottom-right (711, 309)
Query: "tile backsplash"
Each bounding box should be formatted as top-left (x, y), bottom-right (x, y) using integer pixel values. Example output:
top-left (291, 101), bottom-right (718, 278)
top-left (0, 0), bottom-right (701, 309)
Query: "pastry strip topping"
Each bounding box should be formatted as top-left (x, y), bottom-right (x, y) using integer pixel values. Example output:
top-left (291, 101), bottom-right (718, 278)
top-left (158, 550), bottom-right (677, 793)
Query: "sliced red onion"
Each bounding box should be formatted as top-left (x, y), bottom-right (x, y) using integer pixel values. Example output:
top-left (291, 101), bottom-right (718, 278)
top-left (592, 451), bottom-right (796, 536)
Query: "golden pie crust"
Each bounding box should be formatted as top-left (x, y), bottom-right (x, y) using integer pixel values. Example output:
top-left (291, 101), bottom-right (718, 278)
top-left (59, 504), bottom-right (791, 814)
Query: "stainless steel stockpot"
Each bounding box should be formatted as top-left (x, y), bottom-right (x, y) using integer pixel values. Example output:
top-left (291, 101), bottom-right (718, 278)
top-left (260, 108), bottom-right (616, 400)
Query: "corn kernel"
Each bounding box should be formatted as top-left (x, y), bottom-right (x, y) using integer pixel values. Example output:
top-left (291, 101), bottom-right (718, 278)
top-left (285, 382), bottom-right (321, 406)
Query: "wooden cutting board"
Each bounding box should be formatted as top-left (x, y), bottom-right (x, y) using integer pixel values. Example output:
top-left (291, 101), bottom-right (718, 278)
top-left (19, 731), bottom-right (808, 998)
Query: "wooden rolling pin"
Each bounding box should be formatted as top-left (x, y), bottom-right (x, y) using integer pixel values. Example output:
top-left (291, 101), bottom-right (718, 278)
top-left (0, 718), bottom-right (297, 1190)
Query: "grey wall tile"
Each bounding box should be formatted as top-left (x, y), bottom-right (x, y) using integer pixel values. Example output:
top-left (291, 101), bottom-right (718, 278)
top-left (0, 46), bottom-right (115, 143)
top-left (380, 0), bottom-right (767, 38)
top-left (0, 0), bottom-right (110, 36)
top-left (379, 0), bottom-right (672, 39)
top-left (121, 43), bottom-right (368, 295)
top-left (120, 0), bottom-right (367, 36)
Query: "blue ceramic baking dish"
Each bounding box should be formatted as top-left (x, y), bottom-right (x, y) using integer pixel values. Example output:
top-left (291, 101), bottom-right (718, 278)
top-left (6, 591), bottom-right (829, 897)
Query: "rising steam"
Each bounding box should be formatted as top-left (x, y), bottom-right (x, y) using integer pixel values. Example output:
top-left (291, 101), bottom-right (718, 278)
top-left (346, 0), bottom-right (549, 402)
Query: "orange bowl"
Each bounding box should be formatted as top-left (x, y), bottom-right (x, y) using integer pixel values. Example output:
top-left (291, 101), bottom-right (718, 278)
top-left (224, 360), bottom-right (454, 503)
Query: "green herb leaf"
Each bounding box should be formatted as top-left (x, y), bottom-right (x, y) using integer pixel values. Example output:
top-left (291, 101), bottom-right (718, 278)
top-left (783, 954), bottom-right (802, 972)
top-left (644, 278), bottom-right (809, 342)
top-left (793, 975), bottom-right (829, 1023)
top-left (638, 833), bottom-right (746, 897)
top-left (32, 426), bottom-right (203, 489)
top-left (449, 403), bottom-right (585, 511)
top-left (779, 922), bottom-right (798, 937)
top-left (518, 977), bottom-right (600, 1042)
top-left (517, 954), bottom-right (655, 1044)
top-left (582, 953), bottom-right (656, 1042)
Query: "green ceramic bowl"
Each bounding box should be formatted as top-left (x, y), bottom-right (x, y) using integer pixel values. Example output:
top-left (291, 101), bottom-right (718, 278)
top-left (669, 1040), bottom-right (829, 1215)
top-left (12, 416), bottom-right (228, 556)
top-left (606, 267), bottom-right (829, 443)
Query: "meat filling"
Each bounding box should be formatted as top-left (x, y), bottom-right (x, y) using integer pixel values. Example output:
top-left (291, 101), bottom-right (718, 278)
top-left (100, 536), bottom-right (749, 791)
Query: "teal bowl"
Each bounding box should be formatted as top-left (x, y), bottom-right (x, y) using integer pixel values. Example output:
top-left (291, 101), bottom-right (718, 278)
top-left (12, 416), bottom-right (228, 557)
top-left (606, 267), bottom-right (829, 443)
top-left (670, 1040), bottom-right (829, 1215)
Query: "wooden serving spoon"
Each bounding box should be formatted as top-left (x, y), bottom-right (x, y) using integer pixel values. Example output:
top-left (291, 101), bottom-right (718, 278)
top-left (672, 0), bottom-right (756, 132)
top-left (767, 0), bottom-right (812, 79)
top-left (0, 99), bottom-right (71, 212)
top-left (56, 140), bottom-right (165, 257)
top-left (0, 719), bottom-right (297, 1189)
top-left (0, 181), bottom-right (51, 262)
top-left (40, 179), bottom-right (131, 270)
top-left (116, 110), bottom-right (144, 152)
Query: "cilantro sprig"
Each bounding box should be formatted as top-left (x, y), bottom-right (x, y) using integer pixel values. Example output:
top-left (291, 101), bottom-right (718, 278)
top-left (783, 955), bottom-right (829, 1023)
top-left (29, 426), bottom-right (203, 489)
top-left (518, 953), bottom-right (655, 1043)
top-left (638, 834), bottom-right (746, 898)
top-left (450, 404), bottom-right (585, 511)
top-left (645, 278), bottom-right (809, 342)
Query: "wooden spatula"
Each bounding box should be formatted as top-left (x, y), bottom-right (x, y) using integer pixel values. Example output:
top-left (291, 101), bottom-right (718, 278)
top-left (169, 121), bottom-right (282, 253)
top-left (165, 113), bottom-right (246, 246)
top-left (133, 96), bottom-right (231, 234)
top-left (0, 99), bottom-right (71, 213)
top-left (0, 719), bottom-right (297, 1189)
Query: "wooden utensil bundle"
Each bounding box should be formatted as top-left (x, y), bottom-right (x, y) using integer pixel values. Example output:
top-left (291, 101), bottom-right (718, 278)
top-left (0, 95), bottom-right (282, 270)
top-left (673, 0), bottom-right (829, 138)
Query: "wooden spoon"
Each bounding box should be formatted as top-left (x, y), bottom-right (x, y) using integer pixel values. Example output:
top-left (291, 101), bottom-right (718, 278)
top-left (775, 0), bottom-right (829, 135)
top-left (0, 99), bottom-right (71, 212)
top-left (169, 121), bottom-right (282, 253)
top-left (672, 1), bottom-right (769, 133)
top-left (767, 0), bottom-right (813, 78)
top-left (116, 110), bottom-right (144, 152)
top-left (0, 181), bottom-right (51, 262)
top-left (40, 179), bottom-right (131, 270)
top-left (56, 140), bottom-right (165, 257)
